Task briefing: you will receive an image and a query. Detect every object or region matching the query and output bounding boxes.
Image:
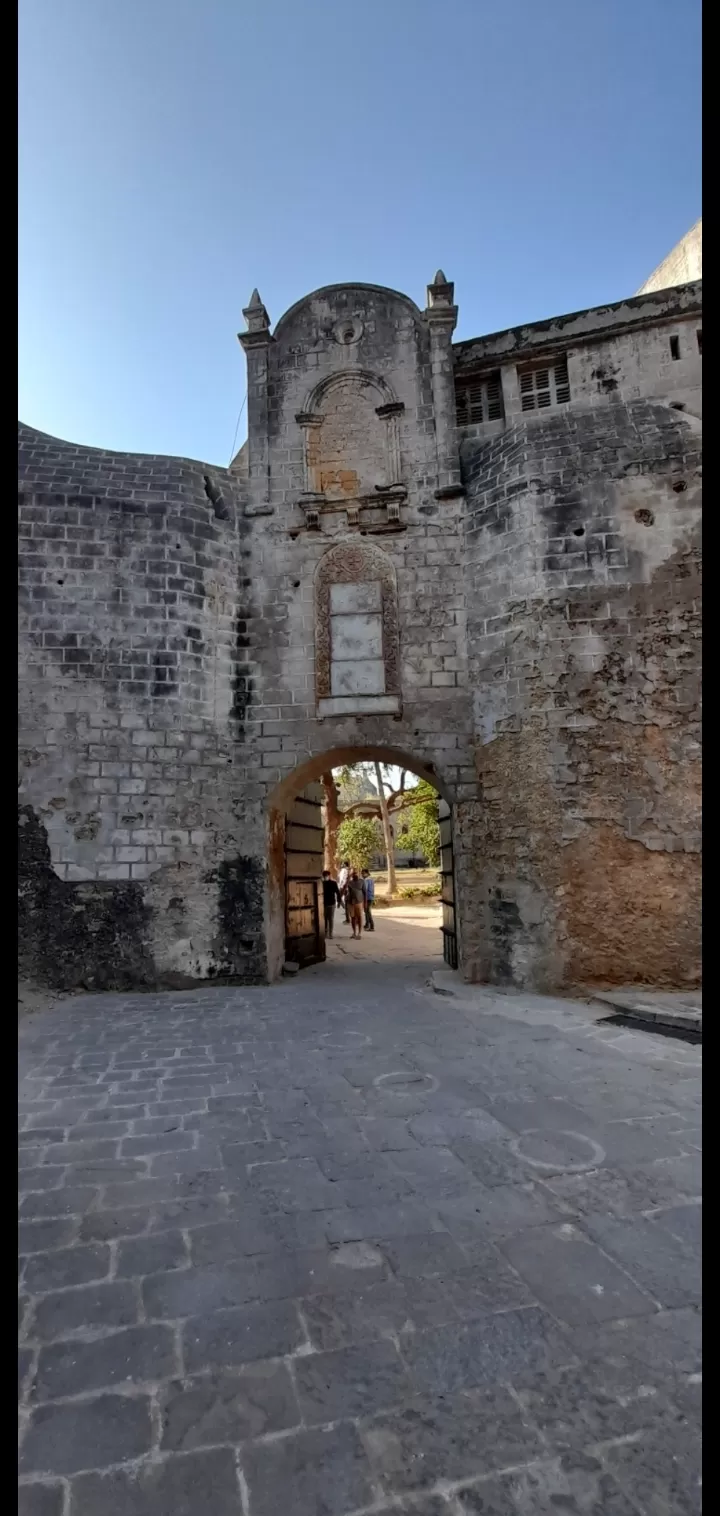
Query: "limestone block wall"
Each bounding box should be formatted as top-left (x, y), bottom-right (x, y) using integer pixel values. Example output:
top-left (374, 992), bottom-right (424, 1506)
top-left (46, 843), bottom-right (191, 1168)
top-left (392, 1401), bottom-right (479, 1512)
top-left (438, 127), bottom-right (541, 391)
top-left (235, 282), bottom-right (479, 977)
top-left (237, 506), bottom-right (477, 980)
top-left (462, 399), bottom-right (701, 990)
top-left (454, 284), bottom-right (703, 454)
top-left (17, 425), bottom-right (270, 988)
top-left (17, 301), bottom-right (481, 987)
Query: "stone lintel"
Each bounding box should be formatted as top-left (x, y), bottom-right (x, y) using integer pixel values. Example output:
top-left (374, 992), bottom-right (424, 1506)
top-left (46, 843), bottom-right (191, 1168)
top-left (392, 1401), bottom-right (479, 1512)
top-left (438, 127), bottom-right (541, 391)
top-left (317, 694), bottom-right (401, 718)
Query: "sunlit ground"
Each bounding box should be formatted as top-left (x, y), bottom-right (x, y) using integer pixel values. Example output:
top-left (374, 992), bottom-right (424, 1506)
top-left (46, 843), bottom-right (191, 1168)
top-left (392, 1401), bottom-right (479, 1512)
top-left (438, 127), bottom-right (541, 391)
top-left (326, 901), bottom-right (443, 963)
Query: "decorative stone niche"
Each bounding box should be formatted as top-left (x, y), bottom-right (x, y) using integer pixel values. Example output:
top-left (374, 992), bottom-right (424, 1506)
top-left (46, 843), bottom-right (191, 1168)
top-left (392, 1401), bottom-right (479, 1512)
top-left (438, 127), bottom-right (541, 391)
top-left (315, 542), bottom-right (401, 717)
top-left (297, 372), bottom-right (403, 517)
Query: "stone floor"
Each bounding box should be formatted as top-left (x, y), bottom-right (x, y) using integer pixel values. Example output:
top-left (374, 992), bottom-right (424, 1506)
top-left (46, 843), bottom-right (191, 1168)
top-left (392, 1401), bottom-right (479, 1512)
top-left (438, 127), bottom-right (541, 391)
top-left (327, 902), bottom-right (443, 963)
top-left (19, 959), bottom-right (701, 1516)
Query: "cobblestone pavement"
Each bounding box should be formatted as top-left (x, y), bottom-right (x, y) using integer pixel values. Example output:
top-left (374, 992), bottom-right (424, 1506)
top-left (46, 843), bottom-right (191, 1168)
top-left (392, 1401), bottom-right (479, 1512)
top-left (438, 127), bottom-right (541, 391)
top-left (19, 960), bottom-right (701, 1515)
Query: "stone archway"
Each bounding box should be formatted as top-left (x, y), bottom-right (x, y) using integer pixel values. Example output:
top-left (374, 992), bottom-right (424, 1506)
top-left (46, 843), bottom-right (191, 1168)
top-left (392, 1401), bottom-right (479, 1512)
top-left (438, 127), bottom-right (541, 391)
top-left (265, 746), bottom-right (457, 981)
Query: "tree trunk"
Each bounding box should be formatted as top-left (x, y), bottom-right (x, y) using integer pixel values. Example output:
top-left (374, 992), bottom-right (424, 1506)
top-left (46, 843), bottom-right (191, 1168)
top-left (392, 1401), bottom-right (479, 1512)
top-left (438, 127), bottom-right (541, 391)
top-left (374, 762), bottom-right (397, 896)
top-left (321, 772), bottom-right (341, 877)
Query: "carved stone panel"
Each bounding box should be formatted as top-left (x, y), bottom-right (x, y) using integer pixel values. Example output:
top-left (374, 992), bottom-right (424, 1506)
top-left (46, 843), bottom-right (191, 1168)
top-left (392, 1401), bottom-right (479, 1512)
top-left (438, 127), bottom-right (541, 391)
top-left (315, 543), bottom-right (401, 716)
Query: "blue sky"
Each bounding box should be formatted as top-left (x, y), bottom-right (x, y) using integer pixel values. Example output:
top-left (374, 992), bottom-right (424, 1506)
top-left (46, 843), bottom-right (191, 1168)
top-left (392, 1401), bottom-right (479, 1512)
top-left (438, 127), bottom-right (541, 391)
top-left (19, 0), bottom-right (701, 466)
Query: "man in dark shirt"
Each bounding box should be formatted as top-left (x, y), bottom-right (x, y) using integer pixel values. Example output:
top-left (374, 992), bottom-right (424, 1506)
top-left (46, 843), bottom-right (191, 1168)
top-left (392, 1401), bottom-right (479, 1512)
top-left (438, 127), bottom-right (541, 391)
top-left (322, 870), bottom-right (341, 940)
top-left (361, 868), bottom-right (375, 931)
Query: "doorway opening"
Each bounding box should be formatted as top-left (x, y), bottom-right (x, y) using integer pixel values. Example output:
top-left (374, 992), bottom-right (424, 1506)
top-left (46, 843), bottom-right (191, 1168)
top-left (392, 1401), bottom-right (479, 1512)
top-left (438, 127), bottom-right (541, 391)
top-left (266, 746), bottom-right (458, 980)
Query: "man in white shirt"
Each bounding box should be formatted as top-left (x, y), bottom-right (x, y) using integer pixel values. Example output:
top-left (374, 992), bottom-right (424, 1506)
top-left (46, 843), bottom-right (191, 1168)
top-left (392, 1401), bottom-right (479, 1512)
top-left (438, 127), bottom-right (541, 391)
top-left (337, 860), bottom-right (350, 922)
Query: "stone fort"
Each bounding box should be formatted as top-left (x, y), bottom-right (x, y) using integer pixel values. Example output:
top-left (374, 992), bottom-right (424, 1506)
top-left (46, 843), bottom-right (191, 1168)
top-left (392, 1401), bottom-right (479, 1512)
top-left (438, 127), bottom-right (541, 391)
top-left (18, 228), bottom-right (702, 993)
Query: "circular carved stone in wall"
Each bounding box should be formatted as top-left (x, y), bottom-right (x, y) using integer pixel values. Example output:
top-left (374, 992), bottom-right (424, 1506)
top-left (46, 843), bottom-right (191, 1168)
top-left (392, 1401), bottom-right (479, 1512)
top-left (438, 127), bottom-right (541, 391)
top-left (333, 317), bottom-right (363, 347)
top-left (510, 1129), bottom-right (606, 1174)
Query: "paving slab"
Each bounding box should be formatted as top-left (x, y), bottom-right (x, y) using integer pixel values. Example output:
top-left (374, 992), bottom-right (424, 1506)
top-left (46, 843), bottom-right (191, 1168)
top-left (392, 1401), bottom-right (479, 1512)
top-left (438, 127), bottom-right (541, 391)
top-left (19, 959), bottom-right (701, 1514)
top-left (592, 988), bottom-right (702, 1033)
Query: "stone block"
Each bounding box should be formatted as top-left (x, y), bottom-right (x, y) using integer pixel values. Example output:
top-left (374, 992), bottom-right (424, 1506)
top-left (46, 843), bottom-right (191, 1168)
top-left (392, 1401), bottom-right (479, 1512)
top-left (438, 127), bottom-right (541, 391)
top-left (19, 1187), bottom-right (98, 1221)
top-left (301, 1277), bottom-right (457, 1352)
top-left (182, 1300), bottom-right (304, 1372)
top-left (19, 1394), bottom-right (153, 1476)
top-left (115, 1231), bottom-right (188, 1278)
top-left (361, 1385), bottom-right (544, 1493)
top-left (403, 1305), bottom-right (571, 1394)
top-left (382, 1231), bottom-right (468, 1278)
top-left (330, 655), bottom-right (385, 696)
top-left (18, 1218), bottom-right (78, 1255)
top-left (35, 1324), bottom-right (177, 1399)
top-left (294, 1338), bottom-right (412, 1424)
top-left (18, 1485), bottom-right (65, 1516)
top-left (30, 1281), bottom-right (139, 1341)
top-left (242, 1423), bottom-right (374, 1516)
top-left (23, 1244), bottom-right (110, 1294)
top-left (582, 1213), bottom-right (701, 1309)
top-left (500, 1223), bottom-right (656, 1327)
top-left (329, 580), bottom-right (381, 613)
top-left (160, 1362), bottom-right (300, 1450)
top-left (69, 1449), bottom-right (242, 1516)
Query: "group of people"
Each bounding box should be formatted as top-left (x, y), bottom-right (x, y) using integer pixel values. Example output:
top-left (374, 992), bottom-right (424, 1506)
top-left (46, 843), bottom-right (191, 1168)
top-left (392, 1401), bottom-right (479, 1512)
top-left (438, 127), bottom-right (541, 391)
top-left (322, 861), bottom-right (375, 940)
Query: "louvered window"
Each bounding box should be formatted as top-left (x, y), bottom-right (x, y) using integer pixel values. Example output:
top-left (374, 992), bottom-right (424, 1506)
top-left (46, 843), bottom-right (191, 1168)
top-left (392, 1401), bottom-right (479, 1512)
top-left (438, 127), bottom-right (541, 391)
top-left (518, 355), bottom-right (571, 411)
top-left (455, 371), bottom-right (504, 426)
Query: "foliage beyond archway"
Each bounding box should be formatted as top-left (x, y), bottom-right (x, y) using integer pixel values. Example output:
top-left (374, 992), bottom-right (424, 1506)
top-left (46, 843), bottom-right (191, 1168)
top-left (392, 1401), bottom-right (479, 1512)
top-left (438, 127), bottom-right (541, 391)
top-left (321, 762), bottom-right (439, 892)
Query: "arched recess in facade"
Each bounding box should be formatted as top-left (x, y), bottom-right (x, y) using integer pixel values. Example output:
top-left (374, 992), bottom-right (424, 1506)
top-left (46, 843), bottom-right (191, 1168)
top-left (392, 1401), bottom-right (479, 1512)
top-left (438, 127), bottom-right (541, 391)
top-left (298, 369), bottom-right (404, 499)
top-left (264, 745), bottom-right (458, 982)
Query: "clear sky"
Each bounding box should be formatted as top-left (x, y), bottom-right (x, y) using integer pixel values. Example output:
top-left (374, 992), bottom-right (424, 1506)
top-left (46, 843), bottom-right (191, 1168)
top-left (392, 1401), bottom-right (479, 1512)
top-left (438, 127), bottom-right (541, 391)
top-left (19, 0), bottom-right (701, 467)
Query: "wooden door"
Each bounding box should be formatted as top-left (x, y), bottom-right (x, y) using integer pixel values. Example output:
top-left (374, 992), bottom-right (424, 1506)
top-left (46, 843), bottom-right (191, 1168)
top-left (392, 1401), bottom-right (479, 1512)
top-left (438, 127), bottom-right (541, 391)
top-left (284, 782), bottom-right (325, 967)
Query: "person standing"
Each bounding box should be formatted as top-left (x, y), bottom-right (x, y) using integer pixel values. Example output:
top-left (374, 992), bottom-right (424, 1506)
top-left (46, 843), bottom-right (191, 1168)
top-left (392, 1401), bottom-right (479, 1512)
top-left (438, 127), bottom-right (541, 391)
top-left (338, 859), bottom-right (351, 922)
top-left (346, 870), bottom-right (365, 939)
top-left (321, 870), bottom-right (341, 940)
top-left (361, 868), bottom-right (375, 931)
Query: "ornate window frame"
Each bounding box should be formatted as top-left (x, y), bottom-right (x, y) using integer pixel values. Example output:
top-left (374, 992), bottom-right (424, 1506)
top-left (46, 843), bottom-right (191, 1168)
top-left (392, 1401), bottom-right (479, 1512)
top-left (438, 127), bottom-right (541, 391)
top-left (315, 541), bottom-right (401, 718)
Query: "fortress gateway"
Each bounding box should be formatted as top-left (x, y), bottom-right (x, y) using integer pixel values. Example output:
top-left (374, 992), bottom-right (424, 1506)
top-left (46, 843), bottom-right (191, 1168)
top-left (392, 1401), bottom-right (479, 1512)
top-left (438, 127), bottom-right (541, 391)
top-left (19, 246), bottom-right (702, 991)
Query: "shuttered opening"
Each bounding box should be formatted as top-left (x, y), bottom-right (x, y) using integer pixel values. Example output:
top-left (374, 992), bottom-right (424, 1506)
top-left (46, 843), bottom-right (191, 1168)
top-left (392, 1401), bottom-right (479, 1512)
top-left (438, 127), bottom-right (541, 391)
top-left (519, 354), bottom-right (571, 411)
top-left (455, 371), bottom-right (504, 426)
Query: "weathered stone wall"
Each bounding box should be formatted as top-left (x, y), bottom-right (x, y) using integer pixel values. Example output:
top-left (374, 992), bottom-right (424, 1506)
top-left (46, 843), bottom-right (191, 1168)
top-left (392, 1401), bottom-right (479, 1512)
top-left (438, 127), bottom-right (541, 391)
top-left (235, 281), bottom-right (479, 978)
top-left (18, 428), bottom-right (268, 987)
top-left (637, 219), bottom-right (702, 295)
top-left (462, 400), bottom-right (701, 989)
top-left (18, 276), bottom-right (702, 993)
top-left (17, 282), bottom-right (480, 987)
top-left (454, 283), bottom-right (703, 449)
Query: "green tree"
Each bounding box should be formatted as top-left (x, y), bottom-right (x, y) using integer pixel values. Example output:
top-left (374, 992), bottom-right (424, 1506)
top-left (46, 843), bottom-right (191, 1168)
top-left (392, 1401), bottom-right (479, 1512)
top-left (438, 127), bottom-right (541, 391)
top-left (337, 817), bottom-right (380, 870)
top-left (402, 782), bottom-right (440, 867)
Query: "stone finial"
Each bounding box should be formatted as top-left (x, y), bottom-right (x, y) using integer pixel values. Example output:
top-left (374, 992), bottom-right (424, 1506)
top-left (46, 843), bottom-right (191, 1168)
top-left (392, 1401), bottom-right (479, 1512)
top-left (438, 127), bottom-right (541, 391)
top-left (241, 288), bottom-right (271, 336)
top-left (426, 269), bottom-right (455, 312)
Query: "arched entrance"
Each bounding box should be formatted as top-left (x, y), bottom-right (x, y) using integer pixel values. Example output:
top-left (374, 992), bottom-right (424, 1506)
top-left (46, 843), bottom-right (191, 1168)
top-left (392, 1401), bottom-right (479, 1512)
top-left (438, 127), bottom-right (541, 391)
top-left (265, 746), bottom-right (458, 981)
